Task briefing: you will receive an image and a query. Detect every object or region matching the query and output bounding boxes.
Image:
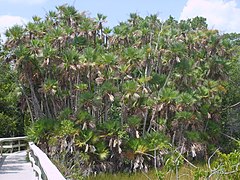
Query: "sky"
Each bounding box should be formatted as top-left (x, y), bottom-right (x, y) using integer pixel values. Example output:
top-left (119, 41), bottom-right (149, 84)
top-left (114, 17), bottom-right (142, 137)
top-left (0, 0), bottom-right (240, 40)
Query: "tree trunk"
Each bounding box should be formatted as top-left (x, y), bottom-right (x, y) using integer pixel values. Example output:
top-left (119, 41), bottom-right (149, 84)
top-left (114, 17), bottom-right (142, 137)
top-left (21, 84), bottom-right (34, 123)
top-left (27, 73), bottom-right (44, 119)
top-left (143, 109), bottom-right (149, 136)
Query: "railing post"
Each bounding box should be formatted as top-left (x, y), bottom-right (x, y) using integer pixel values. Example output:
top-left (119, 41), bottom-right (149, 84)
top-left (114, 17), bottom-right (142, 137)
top-left (18, 140), bottom-right (21, 151)
top-left (10, 141), bottom-right (12, 153)
top-left (0, 136), bottom-right (28, 155)
top-left (0, 143), bottom-right (2, 156)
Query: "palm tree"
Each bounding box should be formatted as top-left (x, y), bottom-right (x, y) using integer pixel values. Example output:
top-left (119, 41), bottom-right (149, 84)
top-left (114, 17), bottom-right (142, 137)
top-left (3, 5), bottom-right (239, 177)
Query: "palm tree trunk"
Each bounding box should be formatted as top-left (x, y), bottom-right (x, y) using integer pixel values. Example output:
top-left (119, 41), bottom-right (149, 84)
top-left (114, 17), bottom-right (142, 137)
top-left (88, 66), bottom-right (92, 91)
top-left (147, 109), bottom-right (156, 133)
top-left (159, 61), bottom-right (175, 96)
top-left (75, 72), bottom-right (80, 113)
top-left (154, 148), bottom-right (157, 169)
top-left (44, 93), bottom-right (52, 118)
top-left (21, 84), bottom-right (34, 123)
top-left (157, 54), bottom-right (162, 74)
top-left (121, 104), bottom-right (126, 127)
top-left (51, 97), bottom-right (57, 118)
top-left (69, 76), bottom-right (74, 110)
top-left (143, 109), bottom-right (149, 136)
top-left (27, 73), bottom-right (44, 119)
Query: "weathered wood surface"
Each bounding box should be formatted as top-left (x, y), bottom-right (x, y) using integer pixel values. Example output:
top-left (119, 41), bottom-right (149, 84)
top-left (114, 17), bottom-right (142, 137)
top-left (0, 150), bottom-right (36, 180)
top-left (0, 136), bottom-right (28, 155)
top-left (29, 142), bottom-right (66, 180)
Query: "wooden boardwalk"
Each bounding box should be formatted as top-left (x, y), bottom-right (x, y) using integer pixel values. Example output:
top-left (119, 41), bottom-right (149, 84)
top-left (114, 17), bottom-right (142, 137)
top-left (0, 150), bottom-right (36, 180)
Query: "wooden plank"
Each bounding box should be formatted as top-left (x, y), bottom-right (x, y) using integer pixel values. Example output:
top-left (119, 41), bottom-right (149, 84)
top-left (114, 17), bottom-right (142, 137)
top-left (3, 144), bottom-right (27, 149)
top-left (0, 136), bottom-right (28, 142)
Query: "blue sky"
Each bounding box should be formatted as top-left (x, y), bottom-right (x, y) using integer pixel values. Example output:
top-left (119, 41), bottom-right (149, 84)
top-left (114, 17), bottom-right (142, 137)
top-left (0, 0), bottom-right (240, 39)
top-left (0, 0), bottom-right (187, 25)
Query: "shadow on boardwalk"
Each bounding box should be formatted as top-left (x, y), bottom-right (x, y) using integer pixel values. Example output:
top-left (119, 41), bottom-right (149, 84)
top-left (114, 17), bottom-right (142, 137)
top-left (0, 151), bottom-right (36, 179)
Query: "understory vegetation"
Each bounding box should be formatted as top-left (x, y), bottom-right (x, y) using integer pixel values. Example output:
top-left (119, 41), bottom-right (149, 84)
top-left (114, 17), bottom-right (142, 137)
top-left (0, 4), bottom-right (240, 179)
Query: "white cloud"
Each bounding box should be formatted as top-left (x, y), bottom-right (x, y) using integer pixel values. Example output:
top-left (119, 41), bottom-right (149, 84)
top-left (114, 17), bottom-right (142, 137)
top-left (180, 0), bottom-right (240, 33)
top-left (0, 0), bottom-right (46, 5)
top-left (0, 15), bottom-right (28, 41)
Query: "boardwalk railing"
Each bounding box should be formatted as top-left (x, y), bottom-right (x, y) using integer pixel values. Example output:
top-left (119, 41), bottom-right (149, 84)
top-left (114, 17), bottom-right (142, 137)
top-left (0, 136), bottom-right (28, 156)
top-left (0, 137), bottom-right (65, 180)
top-left (29, 142), bottom-right (66, 180)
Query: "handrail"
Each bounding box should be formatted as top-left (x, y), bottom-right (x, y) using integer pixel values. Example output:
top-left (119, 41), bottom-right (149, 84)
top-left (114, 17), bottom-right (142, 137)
top-left (29, 142), bottom-right (66, 180)
top-left (0, 136), bottom-right (28, 156)
top-left (0, 136), bottom-right (28, 142)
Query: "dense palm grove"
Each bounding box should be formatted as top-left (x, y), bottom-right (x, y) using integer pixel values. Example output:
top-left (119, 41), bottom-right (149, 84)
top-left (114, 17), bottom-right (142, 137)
top-left (1, 5), bottom-right (240, 179)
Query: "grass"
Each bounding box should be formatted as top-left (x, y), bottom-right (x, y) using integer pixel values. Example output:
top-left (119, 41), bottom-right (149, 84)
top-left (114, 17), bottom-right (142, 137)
top-left (86, 171), bottom-right (158, 180)
top-left (86, 164), bottom-right (208, 180)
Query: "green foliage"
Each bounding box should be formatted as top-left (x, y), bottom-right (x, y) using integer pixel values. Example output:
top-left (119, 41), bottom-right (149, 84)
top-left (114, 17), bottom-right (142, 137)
top-left (127, 116), bottom-right (141, 127)
top-left (193, 168), bottom-right (208, 180)
top-left (99, 120), bottom-right (121, 134)
top-left (128, 132), bottom-right (169, 154)
top-left (27, 118), bottom-right (56, 143)
top-left (5, 25), bottom-right (24, 40)
top-left (164, 151), bottom-right (184, 173)
top-left (0, 60), bottom-right (24, 137)
top-left (0, 113), bottom-right (17, 137)
top-left (58, 108), bottom-right (73, 120)
top-left (159, 88), bottom-right (179, 103)
top-left (149, 73), bottom-right (166, 87)
top-left (185, 131), bottom-right (203, 142)
top-left (175, 111), bottom-right (194, 120)
top-left (146, 132), bottom-right (169, 149)
top-left (128, 138), bottom-right (148, 153)
top-left (95, 141), bottom-right (109, 160)
top-left (58, 120), bottom-right (77, 137)
top-left (99, 81), bottom-right (117, 94)
top-left (192, 147), bottom-right (240, 180)
top-left (206, 120), bottom-right (221, 135)
top-left (177, 92), bottom-right (196, 105)
top-left (211, 150), bottom-right (240, 179)
top-left (79, 92), bottom-right (94, 104)
top-left (76, 111), bottom-right (93, 123)
top-left (1, 4), bottom-right (240, 178)
top-left (122, 80), bottom-right (138, 94)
